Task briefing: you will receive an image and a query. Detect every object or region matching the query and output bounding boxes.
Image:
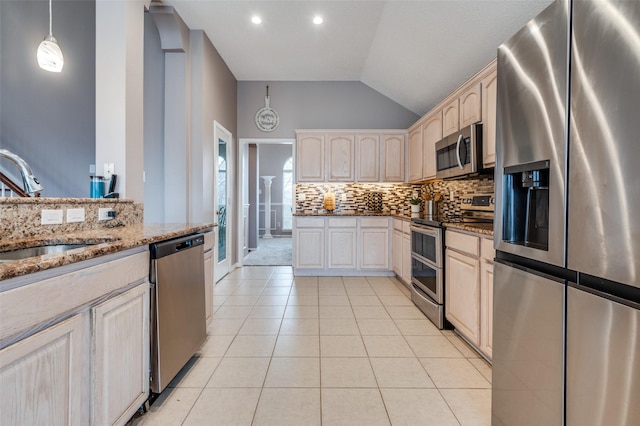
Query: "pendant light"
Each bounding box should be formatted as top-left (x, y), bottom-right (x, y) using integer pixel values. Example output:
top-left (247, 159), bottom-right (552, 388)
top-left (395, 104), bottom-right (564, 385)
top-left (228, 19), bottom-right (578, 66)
top-left (37, 0), bottom-right (64, 72)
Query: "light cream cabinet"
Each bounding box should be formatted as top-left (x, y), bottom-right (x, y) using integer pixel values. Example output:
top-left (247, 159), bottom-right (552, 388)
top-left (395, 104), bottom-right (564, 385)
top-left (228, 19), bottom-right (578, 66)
top-left (459, 83), bottom-right (482, 128)
top-left (408, 126), bottom-right (423, 182)
top-left (294, 217), bottom-right (325, 269)
top-left (294, 216), bottom-right (392, 275)
top-left (445, 229), bottom-right (494, 359)
top-left (296, 133), bottom-right (325, 182)
top-left (356, 134), bottom-right (380, 182)
top-left (381, 134), bottom-right (405, 182)
top-left (446, 247), bottom-right (481, 346)
top-left (392, 229), bottom-right (403, 275)
top-left (479, 237), bottom-right (494, 358)
top-left (204, 231), bottom-right (214, 325)
top-left (359, 218), bottom-right (390, 270)
top-left (392, 218), bottom-right (413, 286)
top-left (0, 249), bottom-right (151, 426)
top-left (92, 283), bottom-right (149, 426)
top-left (0, 314), bottom-right (86, 425)
top-left (297, 130), bottom-right (405, 183)
top-left (442, 99), bottom-right (460, 138)
top-left (326, 134), bottom-right (355, 181)
top-left (327, 218), bottom-right (357, 269)
top-left (402, 226), bottom-right (412, 285)
top-left (422, 113), bottom-right (442, 180)
top-left (481, 66), bottom-right (497, 167)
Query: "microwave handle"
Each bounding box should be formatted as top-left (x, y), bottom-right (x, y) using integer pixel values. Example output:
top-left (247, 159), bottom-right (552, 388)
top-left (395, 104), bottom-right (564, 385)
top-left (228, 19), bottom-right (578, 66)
top-left (455, 134), bottom-right (464, 169)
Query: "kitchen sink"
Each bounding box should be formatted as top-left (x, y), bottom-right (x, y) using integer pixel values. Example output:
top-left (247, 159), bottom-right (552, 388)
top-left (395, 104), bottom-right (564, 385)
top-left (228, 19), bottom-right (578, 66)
top-left (0, 244), bottom-right (94, 263)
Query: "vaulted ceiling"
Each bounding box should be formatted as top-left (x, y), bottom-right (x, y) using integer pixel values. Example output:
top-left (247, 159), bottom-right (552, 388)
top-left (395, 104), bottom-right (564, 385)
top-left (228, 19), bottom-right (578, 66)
top-left (167, 0), bottom-right (553, 115)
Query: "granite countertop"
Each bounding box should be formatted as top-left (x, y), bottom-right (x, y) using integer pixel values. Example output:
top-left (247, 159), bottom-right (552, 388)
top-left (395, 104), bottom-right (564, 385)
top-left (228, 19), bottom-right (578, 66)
top-left (445, 222), bottom-right (494, 236)
top-left (0, 222), bottom-right (215, 281)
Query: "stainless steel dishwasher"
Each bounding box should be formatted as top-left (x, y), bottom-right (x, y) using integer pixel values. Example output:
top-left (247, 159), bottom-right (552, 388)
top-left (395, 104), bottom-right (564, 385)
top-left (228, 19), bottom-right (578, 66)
top-left (149, 233), bottom-right (206, 394)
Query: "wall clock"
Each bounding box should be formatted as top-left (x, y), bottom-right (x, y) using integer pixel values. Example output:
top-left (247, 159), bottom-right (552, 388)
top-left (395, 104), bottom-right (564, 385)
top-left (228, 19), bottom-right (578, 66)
top-left (255, 85), bottom-right (280, 132)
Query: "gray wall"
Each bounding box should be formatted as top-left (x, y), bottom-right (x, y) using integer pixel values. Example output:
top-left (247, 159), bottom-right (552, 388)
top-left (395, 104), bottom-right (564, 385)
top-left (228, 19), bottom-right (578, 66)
top-left (0, 0), bottom-right (95, 197)
top-left (237, 81), bottom-right (419, 139)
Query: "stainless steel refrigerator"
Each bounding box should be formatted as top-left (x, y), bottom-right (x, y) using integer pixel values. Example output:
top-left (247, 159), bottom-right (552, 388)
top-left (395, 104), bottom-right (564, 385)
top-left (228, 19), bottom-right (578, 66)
top-left (493, 0), bottom-right (640, 425)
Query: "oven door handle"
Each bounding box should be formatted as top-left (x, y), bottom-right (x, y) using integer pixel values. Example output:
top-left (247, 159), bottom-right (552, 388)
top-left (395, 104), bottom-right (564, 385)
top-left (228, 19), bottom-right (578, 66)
top-left (455, 134), bottom-right (464, 170)
top-left (410, 226), bottom-right (439, 238)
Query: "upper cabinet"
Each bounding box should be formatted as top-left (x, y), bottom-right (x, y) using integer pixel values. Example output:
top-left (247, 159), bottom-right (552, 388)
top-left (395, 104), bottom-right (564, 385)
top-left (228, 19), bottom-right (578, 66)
top-left (356, 134), bottom-right (380, 182)
top-left (406, 59), bottom-right (497, 181)
top-left (296, 133), bottom-right (325, 182)
top-left (381, 134), bottom-right (405, 182)
top-left (326, 134), bottom-right (355, 181)
top-left (422, 112), bottom-right (442, 180)
top-left (442, 99), bottom-right (460, 138)
top-left (459, 83), bottom-right (482, 128)
top-left (408, 126), bottom-right (423, 182)
top-left (481, 65), bottom-right (497, 168)
top-left (296, 130), bottom-right (406, 183)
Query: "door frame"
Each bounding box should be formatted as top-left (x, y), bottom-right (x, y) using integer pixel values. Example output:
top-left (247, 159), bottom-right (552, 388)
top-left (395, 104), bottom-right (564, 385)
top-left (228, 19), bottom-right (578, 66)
top-left (214, 121), bottom-right (233, 282)
top-left (237, 138), bottom-right (295, 267)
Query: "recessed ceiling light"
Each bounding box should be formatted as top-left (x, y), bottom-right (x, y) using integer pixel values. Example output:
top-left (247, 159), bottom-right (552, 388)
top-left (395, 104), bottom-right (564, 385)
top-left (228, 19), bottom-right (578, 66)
top-left (313, 16), bottom-right (323, 25)
top-left (251, 16), bottom-right (262, 24)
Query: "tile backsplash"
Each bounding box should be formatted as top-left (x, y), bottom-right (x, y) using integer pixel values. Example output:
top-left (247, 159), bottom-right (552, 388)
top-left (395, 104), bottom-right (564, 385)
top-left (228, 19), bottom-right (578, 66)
top-left (295, 176), bottom-right (494, 219)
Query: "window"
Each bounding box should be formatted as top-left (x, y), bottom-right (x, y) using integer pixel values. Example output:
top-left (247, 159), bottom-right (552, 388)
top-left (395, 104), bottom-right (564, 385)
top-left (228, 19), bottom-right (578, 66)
top-left (282, 157), bottom-right (293, 230)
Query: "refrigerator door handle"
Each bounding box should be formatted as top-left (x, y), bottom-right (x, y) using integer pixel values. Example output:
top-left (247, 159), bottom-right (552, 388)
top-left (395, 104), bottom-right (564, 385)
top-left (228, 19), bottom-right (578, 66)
top-left (456, 134), bottom-right (464, 169)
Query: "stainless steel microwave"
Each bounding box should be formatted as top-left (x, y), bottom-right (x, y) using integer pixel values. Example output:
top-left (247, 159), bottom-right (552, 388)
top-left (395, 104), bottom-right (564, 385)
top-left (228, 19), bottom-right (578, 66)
top-left (435, 123), bottom-right (483, 179)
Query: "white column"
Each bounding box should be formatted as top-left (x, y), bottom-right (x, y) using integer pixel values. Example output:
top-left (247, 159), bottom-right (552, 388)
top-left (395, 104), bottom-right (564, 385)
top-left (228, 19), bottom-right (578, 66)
top-left (96, 0), bottom-right (146, 202)
top-left (261, 176), bottom-right (275, 239)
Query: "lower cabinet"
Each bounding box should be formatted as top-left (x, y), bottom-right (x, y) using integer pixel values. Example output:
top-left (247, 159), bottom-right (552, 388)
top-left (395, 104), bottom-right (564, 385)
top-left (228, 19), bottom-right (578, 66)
top-left (445, 229), bottom-right (494, 360)
top-left (402, 232), bottom-right (412, 285)
top-left (92, 284), bottom-right (150, 426)
top-left (0, 249), bottom-right (151, 426)
top-left (203, 231), bottom-right (215, 325)
top-left (359, 221), bottom-right (389, 270)
top-left (445, 249), bottom-right (481, 346)
top-left (392, 229), bottom-right (403, 275)
top-left (392, 219), bottom-right (413, 286)
top-left (328, 225), bottom-right (357, 269)
top-left (0, 313), bottom-right (87, 425)
top-left (294, 216), bottom-right (391, 274)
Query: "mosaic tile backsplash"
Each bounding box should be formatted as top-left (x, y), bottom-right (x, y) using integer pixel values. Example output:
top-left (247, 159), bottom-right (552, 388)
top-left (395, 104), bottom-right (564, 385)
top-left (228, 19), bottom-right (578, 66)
top-left (295, 176), bottom-right (494, 219)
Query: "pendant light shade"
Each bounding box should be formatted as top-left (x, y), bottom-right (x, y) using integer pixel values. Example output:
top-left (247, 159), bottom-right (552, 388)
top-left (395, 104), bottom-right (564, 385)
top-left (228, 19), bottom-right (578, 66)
top-left (37, 0), bottom-right (63, 72)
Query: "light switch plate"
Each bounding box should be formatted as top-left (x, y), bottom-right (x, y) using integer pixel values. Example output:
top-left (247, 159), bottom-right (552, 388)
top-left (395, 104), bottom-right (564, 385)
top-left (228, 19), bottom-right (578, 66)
top-left (341, 193), bottom-right (347, 202)
top-left (41, 209), bottom-right (63, 225)
top-left (66, 208), bottom-right (85, 223)
top-left (298, 193), bottom-right (306, 201)
top-left (104, 163), bottom-right (115, 179)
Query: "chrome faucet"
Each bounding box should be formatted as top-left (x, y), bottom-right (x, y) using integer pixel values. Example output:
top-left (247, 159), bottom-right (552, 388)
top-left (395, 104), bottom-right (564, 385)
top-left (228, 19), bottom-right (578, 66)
top-left (0, 149), bottom-right (44, 195)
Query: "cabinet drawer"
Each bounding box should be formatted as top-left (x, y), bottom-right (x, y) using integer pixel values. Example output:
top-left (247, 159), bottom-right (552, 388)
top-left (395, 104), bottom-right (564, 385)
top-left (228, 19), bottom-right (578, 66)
top-left (204, 231), bottom-right (214, 252)
top-left (402, 220), bottom-right (411, 234)
top-left (295, 217), bottom-right (325, 228)
top-left (393, 218), bottom-right (403, 231)
top-left (481, 237), bottom-right (495, 262)
top-left (328, 218), bottom-right (357, 228)
top-left (361, 217), bottom-right (389, 228)
top-left (446, 230), bottom-right (479, 257)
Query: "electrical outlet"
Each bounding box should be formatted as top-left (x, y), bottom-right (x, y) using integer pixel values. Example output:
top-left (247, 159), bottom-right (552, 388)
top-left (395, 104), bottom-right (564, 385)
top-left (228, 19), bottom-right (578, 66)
top-left (66, 208), bottom-right (85, 223)
top-left (41, 209), bottom-right (63, 225)
top-left (104, 163), bottom-right (115, 179)
top-left (341, 193), bottom-right (347, 202)
top-left (98, 208), bottom-right (115, 221)
top-left (89, 164), bottom-right (96, 174)
top-left (449, 190), bottom-right (455, 201)
top-left (298, 193), bottom-right (306, 201)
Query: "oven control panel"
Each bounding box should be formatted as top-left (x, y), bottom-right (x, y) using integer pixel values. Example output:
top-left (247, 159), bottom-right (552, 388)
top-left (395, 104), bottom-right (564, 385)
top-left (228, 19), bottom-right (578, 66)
top-left (460, 193), bottom-right (495, 212)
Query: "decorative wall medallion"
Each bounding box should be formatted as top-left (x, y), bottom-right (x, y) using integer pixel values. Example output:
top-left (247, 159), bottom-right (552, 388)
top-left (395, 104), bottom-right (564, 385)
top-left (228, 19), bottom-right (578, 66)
top-left (255, 85), bottom-right (280, 132)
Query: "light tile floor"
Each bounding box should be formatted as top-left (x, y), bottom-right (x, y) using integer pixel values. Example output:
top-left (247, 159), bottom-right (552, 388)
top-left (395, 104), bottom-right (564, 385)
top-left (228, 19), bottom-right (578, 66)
top-left (132, 266), bottom-right (491, 426)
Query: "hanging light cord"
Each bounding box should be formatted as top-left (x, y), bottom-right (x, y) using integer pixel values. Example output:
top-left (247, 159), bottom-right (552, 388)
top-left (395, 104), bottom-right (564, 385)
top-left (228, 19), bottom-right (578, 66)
top-left (48, 0), bottom-right (53, 36)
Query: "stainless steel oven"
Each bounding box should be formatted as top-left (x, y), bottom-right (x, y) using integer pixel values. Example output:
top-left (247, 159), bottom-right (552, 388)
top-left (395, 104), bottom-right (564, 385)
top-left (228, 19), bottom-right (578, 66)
top-left (410, 224), bottom-right (445, 328)
top-left (436, 123), bottom-right (483, 179)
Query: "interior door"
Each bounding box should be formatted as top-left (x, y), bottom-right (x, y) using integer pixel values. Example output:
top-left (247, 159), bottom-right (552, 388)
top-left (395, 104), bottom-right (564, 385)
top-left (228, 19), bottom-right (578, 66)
top-left (214, 122), bottom-right (232, 282)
